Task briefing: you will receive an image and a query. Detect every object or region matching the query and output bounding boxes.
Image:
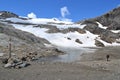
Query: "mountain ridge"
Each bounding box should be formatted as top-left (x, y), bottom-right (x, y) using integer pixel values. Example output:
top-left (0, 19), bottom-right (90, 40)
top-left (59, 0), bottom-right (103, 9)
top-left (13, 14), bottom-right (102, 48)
top-left (0, 7), bottom-right (120, 49)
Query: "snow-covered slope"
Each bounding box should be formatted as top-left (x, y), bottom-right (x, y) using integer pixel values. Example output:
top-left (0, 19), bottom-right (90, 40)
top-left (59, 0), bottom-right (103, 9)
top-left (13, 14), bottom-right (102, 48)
top-left (3, 17), bottom-right (120, 48)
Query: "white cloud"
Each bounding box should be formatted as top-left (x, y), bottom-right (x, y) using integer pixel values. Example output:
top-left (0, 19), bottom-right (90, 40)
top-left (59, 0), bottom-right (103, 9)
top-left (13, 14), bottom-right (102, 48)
top-left (60, 6), bottom-right (72, 22)
top-left (27, 12), bottom-right (37, 18)
top-left (61, 6), bottom-right (70, 18)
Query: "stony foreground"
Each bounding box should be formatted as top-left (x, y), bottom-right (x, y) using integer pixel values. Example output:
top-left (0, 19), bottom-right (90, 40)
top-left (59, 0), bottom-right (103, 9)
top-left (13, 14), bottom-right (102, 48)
top-left (0, 47), bottom-right (120, 80)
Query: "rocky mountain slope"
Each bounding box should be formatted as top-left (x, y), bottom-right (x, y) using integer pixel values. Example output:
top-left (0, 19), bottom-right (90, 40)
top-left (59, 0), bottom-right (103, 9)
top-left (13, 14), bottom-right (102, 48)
top-left (78, 7), bottom-right (120, 45)
top-left (0, 7), bottom-right (120, 57)
top-left (0, 12), bottom-right (64, 58)
top-left (79, 7), bottom-right (120, 30)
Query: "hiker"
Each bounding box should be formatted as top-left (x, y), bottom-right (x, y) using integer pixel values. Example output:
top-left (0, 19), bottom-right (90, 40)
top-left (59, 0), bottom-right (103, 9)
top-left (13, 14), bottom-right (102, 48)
top-left (106, 54), bottom-right (110, 61)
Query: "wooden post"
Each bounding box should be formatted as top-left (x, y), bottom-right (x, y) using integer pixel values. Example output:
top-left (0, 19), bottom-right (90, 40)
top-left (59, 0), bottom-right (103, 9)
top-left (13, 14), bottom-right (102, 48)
top-left (8, 37), bottom-right (12, 59)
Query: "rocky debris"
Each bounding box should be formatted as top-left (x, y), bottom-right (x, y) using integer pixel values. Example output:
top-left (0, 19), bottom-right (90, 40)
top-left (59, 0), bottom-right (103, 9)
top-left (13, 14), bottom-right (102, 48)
top-left (24, 52), bottom-right (38, 61)
top-left (61, 28), bottom-right (86, 34)
top-left (1, 58), bottom-right (8, 64)
top-left (75, 39), bottom-right (83, 44)
top-left (0, 11), bottom-right (19, 19)
top-left (95, 40), bottom-right (105, 47)
top-left (0, 46), bottom-right (65, 69)
top-left (3, 56), bottom-right (32, 69)
top-left (40, 48), bottom-right (65, 57)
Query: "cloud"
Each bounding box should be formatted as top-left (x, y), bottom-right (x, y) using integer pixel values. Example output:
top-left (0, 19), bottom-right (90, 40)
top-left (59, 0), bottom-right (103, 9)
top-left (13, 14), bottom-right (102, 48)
top-left (60, 6), bottom-right (72, 22)
top-left (61, 6), bottom-right (70, 18)
top-left (27, 12), bottom-right (37, 18)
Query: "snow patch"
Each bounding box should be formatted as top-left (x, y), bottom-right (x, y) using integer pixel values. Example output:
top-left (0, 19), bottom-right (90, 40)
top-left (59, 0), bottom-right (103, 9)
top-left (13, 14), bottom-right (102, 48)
top-left (11, 21), bottom-right (120, 48)
top-left (111, 30), bottom-right (120, 33)
top-left (6, 18), bottom-right (73, 25)
top-left (96, 22), bottom-right (107, 29)
top-left (12, 24), bottom-right (98, 48)
top-left (53, 24), bottom-right (86, 30)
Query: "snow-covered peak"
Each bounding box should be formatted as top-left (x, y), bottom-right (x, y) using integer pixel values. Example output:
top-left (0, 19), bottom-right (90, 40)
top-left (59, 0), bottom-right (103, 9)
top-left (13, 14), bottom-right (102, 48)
top-left (6, 17), bottom-right (73, 25)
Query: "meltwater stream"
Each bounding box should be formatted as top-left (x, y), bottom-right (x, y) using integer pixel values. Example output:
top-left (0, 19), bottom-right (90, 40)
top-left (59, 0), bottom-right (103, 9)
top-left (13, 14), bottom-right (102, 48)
top-left (38, 47), bottom-right (97, 63)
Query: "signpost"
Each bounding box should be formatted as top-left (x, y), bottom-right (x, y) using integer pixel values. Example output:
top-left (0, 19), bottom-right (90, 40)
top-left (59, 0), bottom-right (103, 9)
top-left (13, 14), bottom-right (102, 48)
top-left (8, 37), bottom-right (11, 59)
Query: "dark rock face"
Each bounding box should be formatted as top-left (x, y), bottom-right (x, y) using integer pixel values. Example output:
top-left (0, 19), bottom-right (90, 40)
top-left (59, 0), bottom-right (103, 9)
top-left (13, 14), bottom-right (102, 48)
top-left (95, 40), bottom-right (105, 47)
top-left (83, 20), bottom-right (105, 34)
top-left (78, 7), bottom-right (120, 44)
top-left (79, 7), bottom-right (120, 30)
top-left (82, 22), bottom-right (119, 43)
top-left (0, 11), bottom-right (19, 19)
top-left (100, 31), bottom-right (119, 43)
top-left (88, 7), bottom-right (120, 30)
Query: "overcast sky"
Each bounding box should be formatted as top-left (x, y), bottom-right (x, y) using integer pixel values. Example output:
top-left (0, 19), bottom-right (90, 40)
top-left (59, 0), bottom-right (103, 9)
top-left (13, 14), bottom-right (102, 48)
top-left (0, 0), bottom-right (120, 22)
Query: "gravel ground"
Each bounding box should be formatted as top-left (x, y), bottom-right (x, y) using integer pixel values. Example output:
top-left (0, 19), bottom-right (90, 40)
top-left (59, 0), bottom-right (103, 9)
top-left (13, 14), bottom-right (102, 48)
top-left (0, 47), bottom-right (120, 80)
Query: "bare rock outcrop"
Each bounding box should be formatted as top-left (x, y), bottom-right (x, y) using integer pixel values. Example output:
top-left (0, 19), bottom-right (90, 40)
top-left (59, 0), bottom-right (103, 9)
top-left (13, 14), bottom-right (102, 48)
top-left (95, 40), bottom-right (105, 47)
top-left (0, 11), bottom-right (19, 19)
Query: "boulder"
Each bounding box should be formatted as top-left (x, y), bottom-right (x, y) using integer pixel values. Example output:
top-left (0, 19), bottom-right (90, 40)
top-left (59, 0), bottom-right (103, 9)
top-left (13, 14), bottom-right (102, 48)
top-left (67, 37), bottom-right (71, 40)
top-left (75, 39), bottom-right (83, 44)
top-left (4, 63), bottom-right (12, 68)
top-left (18, 62), bottom-right (30, 68)
top-left (1, 58), bottom-right (8, 64)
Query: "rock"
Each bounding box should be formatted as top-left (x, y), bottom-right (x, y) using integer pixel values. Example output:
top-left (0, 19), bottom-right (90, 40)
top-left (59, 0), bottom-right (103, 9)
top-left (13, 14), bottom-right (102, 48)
top-left (77, 29), bottom-right (86, 34)
top-left (21, 57), bottom-right (27, 61)
top-left (67, 37), bottom-right (71, 40)
top-left (25, 52), bottom-right (38, 61)
top-left (95, 40), bottom-right (105, 47)
top-left (1, 58), bottom-right (8, 64)
top-left (116, 39), bottom-right (120, 43)
top-left (7, 58), bottom-right (14, 64)
top-left (18, 62), bottom-right (30, 68)
top-left (75, 39), bottom-right (83, 44)
top-left (4, 63), bottom-right (12, 68)
top-left (54, 48), bottom-right (63, 53)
